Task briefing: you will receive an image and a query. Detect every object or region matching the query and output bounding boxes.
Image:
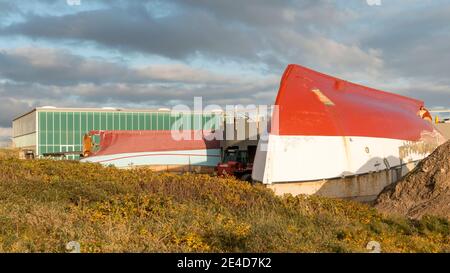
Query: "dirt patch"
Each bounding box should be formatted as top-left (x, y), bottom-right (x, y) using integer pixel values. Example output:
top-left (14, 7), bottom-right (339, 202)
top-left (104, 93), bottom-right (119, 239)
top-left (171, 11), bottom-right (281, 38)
top-left (375, 140), bottom-right (450, 220)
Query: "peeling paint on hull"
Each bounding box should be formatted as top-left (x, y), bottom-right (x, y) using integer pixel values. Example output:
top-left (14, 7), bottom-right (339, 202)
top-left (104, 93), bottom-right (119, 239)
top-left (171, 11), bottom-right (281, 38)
top-left (399, 130), bottom-right (446, 159)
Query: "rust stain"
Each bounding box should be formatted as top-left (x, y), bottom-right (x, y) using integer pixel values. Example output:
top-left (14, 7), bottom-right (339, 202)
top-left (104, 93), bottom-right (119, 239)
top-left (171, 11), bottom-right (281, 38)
top-left (341, 137), bottom-right (352, 172)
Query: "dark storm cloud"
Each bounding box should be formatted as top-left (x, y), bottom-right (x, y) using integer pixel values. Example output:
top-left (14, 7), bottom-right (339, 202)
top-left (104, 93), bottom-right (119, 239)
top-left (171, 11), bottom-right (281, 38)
top-left (0, 47), bottom-right (276, 86)
top-left (0, 78), bottom-right (278, 129)
top-left (0, 46), bottom-right (279, 128)
top-left (0, 48), bottom-right (133, 85)
top-left (1, 0), bottom-right (449, 85)
top-left (0, 2), bottom-right (16, 14)
top-left (1, 3), bottom-right (383, 88)
top-left (0, 0), bottom-right (356, 70)
top-left (172, 0), bottom-right (346, 27)
top-left (2, 7), bottom-right (260, 62)
top-left (0, 72), bottom-right (278, 105)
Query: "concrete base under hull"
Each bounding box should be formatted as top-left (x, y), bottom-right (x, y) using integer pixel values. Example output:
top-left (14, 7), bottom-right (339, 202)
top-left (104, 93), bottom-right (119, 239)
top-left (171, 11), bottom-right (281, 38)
top-left (266, 162), bottom-right (418, 202)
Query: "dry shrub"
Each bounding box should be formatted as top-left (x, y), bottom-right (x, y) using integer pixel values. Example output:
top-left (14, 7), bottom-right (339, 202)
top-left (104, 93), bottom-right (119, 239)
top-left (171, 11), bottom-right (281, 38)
top-left (0, 158), bottom-right (449, 253)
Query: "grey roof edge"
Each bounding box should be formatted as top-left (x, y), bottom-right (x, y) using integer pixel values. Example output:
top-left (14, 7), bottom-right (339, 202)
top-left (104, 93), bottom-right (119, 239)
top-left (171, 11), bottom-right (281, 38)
top-left (13, 107), bottom-right (226, 121)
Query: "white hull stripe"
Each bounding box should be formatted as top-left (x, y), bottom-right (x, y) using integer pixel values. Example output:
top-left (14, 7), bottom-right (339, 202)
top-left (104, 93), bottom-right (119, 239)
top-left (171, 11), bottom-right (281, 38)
top-left (82, 149), bottom-right (221, 168)
top-left (252, 135), bottom-right (437, 184)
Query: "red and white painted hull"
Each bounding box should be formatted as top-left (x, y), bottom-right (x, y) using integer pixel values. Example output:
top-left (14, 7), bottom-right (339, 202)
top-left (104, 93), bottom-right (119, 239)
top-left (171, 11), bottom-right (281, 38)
top-left (253, 64), bottom-right (445, 186)
top-left (81, 130), bottom-right (221, 169)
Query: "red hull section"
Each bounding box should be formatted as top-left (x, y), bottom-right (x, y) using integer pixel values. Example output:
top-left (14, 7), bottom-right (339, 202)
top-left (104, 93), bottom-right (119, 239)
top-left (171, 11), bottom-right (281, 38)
top-left (92, 130), bottom-right (220, 156)
top-left (272, 64), bottom-right (435, 141)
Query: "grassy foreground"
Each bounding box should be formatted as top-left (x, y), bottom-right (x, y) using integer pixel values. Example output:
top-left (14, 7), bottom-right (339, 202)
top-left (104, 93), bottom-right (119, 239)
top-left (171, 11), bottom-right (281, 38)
top-left (0, 151), bottom-right (449, 252)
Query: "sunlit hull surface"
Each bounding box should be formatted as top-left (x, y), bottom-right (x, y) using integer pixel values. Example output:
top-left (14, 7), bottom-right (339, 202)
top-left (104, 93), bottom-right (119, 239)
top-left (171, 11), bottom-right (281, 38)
top-left (252, 64), bottom-right (445, 185)
top-left (81, 130), bottom-right (221, 170)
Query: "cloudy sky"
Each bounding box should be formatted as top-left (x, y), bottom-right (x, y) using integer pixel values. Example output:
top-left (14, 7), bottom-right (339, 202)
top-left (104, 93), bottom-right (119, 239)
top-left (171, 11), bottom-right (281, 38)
top-left (0, 0), bottom-right (450, 146)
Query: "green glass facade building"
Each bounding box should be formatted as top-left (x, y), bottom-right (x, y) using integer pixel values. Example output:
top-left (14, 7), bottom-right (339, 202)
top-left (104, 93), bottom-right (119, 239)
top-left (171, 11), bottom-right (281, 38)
top-left (13, 107), bottom-right (221, 160)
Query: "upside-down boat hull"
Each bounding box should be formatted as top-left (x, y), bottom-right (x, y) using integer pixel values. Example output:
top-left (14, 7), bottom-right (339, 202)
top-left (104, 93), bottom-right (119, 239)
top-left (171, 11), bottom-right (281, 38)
top-left (252, 64), bottom-right (445, 196)
top-left (81, 130), bottom-right (221, 172)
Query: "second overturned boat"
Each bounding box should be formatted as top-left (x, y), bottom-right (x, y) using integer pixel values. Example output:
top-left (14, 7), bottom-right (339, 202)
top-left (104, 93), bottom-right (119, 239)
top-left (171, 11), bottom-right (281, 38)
top-left (81, 130), bottom-right (221, 172)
